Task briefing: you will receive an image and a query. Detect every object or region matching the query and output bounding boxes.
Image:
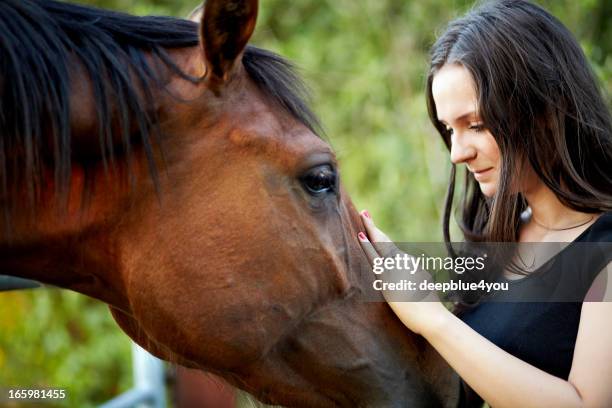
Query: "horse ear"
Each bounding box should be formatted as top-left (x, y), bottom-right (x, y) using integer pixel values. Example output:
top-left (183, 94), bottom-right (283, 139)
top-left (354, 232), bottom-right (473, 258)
top-left (200, 0), bottom-right (258, 84)
top-left (187, 4), bottom-right (203, 22)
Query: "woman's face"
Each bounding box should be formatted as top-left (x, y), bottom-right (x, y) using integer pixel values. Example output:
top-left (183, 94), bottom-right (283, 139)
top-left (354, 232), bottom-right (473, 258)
top-left (432, 63), bottom-right (501, 197)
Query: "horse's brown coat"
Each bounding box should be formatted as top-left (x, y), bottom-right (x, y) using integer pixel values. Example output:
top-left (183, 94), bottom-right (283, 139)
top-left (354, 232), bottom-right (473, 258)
top-left (0, 1), bottom-right (460, 406)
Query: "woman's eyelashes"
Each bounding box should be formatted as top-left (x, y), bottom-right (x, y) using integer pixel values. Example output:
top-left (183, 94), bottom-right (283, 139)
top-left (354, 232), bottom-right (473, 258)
top-left (468, 123), bottom-right (485, 132)
top-left (445, 123), bottom-right (485, 135)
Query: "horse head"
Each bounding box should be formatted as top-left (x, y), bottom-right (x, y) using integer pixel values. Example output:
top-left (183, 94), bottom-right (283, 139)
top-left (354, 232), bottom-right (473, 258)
top-left (0, 0), bottom-right (458, 406)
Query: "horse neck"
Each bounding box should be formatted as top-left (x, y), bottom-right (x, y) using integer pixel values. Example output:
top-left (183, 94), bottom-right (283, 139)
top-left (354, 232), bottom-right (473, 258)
top-left (0, 44), bottom-right (201, 308)
top-left (1, 134), bottom-right (150, 308)
top-left (0, 226), bottom-right (129, 308)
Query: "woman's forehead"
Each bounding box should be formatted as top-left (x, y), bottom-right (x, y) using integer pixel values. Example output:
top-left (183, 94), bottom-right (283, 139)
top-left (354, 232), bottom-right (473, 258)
top-left (432, 64), bottom-right (479, 124)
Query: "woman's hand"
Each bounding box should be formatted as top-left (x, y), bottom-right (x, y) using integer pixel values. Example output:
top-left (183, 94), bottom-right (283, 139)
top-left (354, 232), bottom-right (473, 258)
top-left (358, 210), bottom-right (450, 336)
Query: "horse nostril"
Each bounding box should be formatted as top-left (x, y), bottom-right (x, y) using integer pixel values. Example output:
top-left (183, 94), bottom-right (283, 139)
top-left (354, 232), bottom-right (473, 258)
top-left (284, 337), bottom-right (301, 354)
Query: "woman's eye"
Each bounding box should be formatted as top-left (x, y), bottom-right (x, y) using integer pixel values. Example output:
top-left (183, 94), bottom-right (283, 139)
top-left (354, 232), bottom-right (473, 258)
top-left (445, 127), bottom-right (454, 136)
top-left (300, 165), bottom-right (337, 195)
top-left (469, 123), bottom-right (485, 132)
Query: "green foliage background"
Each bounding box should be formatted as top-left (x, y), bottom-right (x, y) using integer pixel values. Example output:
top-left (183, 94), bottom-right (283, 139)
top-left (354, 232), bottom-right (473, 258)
top-left (1, 1), bottom-right (609, 406)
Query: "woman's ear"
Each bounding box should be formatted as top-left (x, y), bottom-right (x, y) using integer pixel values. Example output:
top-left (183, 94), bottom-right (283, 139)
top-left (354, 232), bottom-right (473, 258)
top-left (199, 0), bottom-right (258, 87)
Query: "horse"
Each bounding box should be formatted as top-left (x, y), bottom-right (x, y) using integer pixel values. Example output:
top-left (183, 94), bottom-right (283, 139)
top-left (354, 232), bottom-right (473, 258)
top-left (0, 0), bottom-right (460, 406)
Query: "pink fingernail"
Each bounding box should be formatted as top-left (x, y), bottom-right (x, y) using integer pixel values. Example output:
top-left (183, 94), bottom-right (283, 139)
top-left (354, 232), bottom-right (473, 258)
top-left (358, 232), bottom-right (367, 241)
top-left (361, 210), bottom-right (371, 219)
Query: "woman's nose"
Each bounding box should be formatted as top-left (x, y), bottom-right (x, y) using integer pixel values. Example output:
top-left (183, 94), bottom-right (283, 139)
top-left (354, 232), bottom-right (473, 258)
top-left (449, 133), bottom-right (476, 164)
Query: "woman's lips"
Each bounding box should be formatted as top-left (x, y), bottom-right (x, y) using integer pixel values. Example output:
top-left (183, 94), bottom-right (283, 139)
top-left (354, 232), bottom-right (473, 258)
top-left (472, 167), bottom-right (493, 181)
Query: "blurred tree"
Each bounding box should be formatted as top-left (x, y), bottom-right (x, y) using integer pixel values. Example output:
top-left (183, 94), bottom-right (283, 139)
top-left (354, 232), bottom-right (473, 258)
top-left (0, 289), bottom-right (131, 407)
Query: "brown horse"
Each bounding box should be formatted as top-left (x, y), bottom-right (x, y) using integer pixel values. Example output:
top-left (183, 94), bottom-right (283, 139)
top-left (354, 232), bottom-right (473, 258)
top-left (0, 0), bottom-right (460, 406)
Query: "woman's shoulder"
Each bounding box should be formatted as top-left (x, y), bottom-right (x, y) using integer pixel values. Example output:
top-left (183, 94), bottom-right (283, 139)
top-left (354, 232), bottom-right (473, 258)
top-left (570, 211), bottom-right (612, 295)
top-left (578, 211), bottom-right (612, 243)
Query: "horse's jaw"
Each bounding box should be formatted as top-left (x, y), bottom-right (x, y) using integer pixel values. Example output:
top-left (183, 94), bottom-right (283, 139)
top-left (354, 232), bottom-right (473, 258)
top-left (244, 296), bottom-right (460, 408)
top-left (217, 195), bottom-right (462, 408)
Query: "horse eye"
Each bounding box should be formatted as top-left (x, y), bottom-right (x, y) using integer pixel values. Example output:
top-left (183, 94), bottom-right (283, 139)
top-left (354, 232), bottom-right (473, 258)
top-left (300, 165), bottom-right (337, 195)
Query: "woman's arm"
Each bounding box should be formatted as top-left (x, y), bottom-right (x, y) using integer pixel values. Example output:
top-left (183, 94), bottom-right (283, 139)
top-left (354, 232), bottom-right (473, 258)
top-left (419, 297), bottom-right (612, 408)
top-left (569, 261), bottom-right (612, 407)
top-left (359, 212), bottom-right (612, 408)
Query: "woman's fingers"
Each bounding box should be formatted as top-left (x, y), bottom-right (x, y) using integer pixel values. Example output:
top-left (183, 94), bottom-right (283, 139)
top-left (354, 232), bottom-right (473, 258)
top-left (360, 210), bottom-right (391, 242)
top-left (357, 210), bottom-right (442, 304)
top-left (358, 231), bottom-right (379, 265)
top-left (360, 210), bottom-right (402, 259)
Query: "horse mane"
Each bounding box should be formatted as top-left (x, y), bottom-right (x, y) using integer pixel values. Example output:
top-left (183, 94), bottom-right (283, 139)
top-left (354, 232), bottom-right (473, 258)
top-left (0, 0), bottom-right (321, 218)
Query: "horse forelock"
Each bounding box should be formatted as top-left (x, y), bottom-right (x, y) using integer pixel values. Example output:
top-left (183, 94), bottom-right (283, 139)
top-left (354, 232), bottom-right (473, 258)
top-left (0, 0), bottom-right (322, 230)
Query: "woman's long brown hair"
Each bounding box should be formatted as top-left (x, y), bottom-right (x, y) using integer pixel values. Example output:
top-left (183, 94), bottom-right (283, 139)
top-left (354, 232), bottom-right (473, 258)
top-left (426, 0), bottom-right (612, 307)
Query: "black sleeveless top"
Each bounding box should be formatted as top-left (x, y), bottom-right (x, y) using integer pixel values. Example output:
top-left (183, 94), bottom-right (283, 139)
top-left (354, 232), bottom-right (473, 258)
top-left (458, 212), bottom-right (612, 405)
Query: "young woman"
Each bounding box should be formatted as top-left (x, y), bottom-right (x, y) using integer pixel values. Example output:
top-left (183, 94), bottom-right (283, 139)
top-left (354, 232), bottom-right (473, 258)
top-left (358, 1), bottom-right (612, 407)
